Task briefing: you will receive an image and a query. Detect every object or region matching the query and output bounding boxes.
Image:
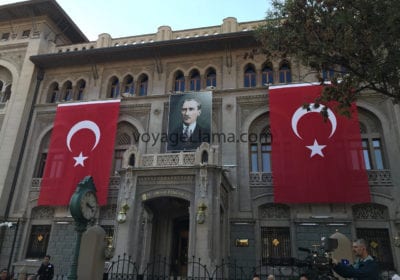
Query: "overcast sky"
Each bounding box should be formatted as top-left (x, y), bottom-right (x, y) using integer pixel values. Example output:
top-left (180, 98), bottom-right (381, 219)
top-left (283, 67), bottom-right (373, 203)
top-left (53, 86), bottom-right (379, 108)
top-left (0, 0), bottom-right (271, 41)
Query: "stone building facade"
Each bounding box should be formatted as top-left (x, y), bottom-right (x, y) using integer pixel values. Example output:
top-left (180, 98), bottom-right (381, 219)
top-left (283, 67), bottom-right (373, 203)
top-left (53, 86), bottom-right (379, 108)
top-left (0, 0), bottom-right (399, 277)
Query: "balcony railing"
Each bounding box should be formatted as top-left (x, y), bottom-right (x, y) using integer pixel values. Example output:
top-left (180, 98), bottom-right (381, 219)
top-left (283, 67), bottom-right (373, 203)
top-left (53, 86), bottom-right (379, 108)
top-left (250, 169), bottom-right (393, 187)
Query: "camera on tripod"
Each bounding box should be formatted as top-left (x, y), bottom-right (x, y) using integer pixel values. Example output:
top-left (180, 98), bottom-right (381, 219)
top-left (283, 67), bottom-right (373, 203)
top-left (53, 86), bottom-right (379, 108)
top-left (298, 237), bottom-right (338, 279)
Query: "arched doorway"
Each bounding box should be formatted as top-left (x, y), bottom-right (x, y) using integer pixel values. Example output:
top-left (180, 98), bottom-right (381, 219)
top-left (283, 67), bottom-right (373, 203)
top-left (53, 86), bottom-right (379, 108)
top-left (143, 197), bottom-right (190, 276)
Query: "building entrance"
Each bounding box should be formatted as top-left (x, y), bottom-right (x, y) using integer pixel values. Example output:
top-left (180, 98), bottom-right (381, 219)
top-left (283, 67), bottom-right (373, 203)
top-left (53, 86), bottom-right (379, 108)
top-left (143, 197), bottom-right (190, 276)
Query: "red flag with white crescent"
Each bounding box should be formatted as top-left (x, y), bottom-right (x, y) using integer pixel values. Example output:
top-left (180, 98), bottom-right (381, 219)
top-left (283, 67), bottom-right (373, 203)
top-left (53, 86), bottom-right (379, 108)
top-left (269, 84), bottom-right (370, 203)
top-left (38, 100), bottom-right (120, 206)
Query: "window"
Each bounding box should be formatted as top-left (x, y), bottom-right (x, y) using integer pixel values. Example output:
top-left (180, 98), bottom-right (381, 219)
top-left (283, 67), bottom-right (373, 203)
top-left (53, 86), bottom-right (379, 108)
top-left (76, 79), bottom-right (86, 100)
top-left (113, 149), bottom-right (124, 173)
top-left (250, 126), bottom-right (272, 173)
top-left (48, 83), bottom-right (59, 103)
top-left (62, 81), bottom-right (73, 101)
top-left (2, 84), bottom-right (11, 103)
top-left (122, 75), bottom-right (134, 96)
top-left (35, 153), bottom-right (47, 178)
top-left (138, 74), bottom-right (148, 96)
top-left (1, 32), bottom-right (10, 40)
top-left (189, 70), bottom-right (201, 91)
top-left (262, 63), bottom-right (274, 85)
top-left (206, 68), bottom-right (216, 87)
top-left (261, 227), bottom-right (291, 263)
top-left (26, 225), bottom-right (51, 259)
top-left (279, 61), bottom-right (292, 83)
top-left (110, 77), bottom-right (120, 98)
top-left (22, 29), bottom-right (31, 38)
top-left (322, 68), bottom-right (335, 81)
top-left (244, 64), bottom-right (256, 87)
top-left (356, 228), bottom-right (394, 269)
top-left (360, 118), bottom-right (386, 170)
top-left (174, 71), bottom-right (185, 92)
top-left (362, 138), bottom-right (384, 170)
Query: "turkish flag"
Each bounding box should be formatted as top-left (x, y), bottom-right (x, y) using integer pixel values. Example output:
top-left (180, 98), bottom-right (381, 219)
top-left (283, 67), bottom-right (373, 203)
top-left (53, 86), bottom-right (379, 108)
top-left (38, 100), bottom-right (120, 206)
top-left (269, 84), bottom-right (370, 203)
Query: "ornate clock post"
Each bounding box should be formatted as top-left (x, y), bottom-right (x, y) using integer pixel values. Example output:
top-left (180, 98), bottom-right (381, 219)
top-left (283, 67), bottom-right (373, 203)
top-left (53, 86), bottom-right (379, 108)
top-left (67, 176), bottom-right (99, 280)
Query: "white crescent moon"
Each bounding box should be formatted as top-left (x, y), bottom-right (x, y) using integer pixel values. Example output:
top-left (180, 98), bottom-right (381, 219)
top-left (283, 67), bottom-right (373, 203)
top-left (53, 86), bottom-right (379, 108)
top-left (66, 120), bottom-right (101, 152)
top-left (291, 103), bottom-right (337, 139)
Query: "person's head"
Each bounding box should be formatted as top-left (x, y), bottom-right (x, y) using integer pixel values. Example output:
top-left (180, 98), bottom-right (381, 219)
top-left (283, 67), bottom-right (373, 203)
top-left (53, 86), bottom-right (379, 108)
top-left (43, 255), bottom-right (51, 264)
top-left (267, 274), bottom-right (275, 280)
top-left (299, 274), bottom-right (308, 280)
top-left (252, 274), bottom-right (260, 280)
top-left (352, 239), bottom-right (369, 258)
top-left (180, 98), bottom-right (201, 126)
top-left (0, 269), bottom-right (8, 279)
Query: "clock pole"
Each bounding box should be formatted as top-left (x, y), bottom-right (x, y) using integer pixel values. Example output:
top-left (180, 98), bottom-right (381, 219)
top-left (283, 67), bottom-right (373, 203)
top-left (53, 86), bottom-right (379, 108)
top-left (67, 176), bottom-right (99, 280)
top-left (67, 221), bottom-right (87, 280)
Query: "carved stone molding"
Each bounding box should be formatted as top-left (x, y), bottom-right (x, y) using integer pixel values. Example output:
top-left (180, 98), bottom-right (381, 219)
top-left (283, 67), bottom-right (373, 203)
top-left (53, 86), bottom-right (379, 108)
top-left (137, 175), bottom-right (195, 185)
top-left (259, 203), bottom-right (290, 219)
top-left (353, 203), bottom-right (388, 220)
top-left (31, 206), bottom-right (55, 219)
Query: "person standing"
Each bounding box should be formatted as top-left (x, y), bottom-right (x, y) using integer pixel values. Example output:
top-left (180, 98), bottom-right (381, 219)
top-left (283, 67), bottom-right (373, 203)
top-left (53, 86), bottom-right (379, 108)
top-left (332, 238), bottom-right (380, 279)
top-left (0, 269), bottom-right (9, 280)
top-left (35, 255), bottom-right (54, 280)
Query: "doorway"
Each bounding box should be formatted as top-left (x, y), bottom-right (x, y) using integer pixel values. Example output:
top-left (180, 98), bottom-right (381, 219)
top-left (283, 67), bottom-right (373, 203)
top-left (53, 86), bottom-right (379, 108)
top-left (143, 197), bottom-right (190, 276)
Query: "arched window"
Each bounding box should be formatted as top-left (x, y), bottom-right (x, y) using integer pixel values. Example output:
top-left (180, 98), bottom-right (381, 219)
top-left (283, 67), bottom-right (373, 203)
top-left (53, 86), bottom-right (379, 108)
top-left (189, 69), bottom-right (201, 91)
top-left (262, 62), bottom-right (274, 85)
top-left (322, 68), bottom-right (335, 81)
top-left (34, 131), bottom-right (51, 178)
top-left (113, 122), bottom-right (139, 173)
top-left (279, 61), bottom-right (292, 84)
top-left (359, 109), bottom-right (386, 170)
top-left (48, 82), bottom-right (59, 103)
top-left (244, 64), bottom-right (256, 88)
top-left (138, 74), bottom-right (148, 96)
top-left (109, 76), bottom-right (120, 98)
top-left (76, 79), bottom-right (86, 100)
top-left (205, 68), bottom-right (216, 87)
top-left (2, 84), bottom-right (11, 103)
top-left (250, 126), bottom-right (272, 172)
top-left (62, 81), bottom-right (73, 101)
top-left (174, 71), bottom-right (185, 92)
top-left (122, 75), bottom-right (134, 96)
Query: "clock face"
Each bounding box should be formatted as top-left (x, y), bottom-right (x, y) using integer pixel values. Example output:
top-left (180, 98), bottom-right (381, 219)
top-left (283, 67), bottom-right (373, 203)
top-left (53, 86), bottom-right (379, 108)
top-left (80, 191), bottom-right (98, 220)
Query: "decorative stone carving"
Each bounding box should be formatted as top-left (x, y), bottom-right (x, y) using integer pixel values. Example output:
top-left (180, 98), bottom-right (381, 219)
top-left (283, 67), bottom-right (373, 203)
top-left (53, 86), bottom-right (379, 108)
top-left (137, 175), bottom-right (195, 185)
top-left (353, 203), bottom-right (388, 220)
top-left (260, 203), bottom-right (290, 219)
top-left (31, 206), bottom-right (55, 219)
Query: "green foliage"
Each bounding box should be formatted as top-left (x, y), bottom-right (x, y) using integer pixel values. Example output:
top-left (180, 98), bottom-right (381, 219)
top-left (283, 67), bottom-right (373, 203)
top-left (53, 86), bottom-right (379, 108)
top-left (257, 0), bottom-right (400, 115)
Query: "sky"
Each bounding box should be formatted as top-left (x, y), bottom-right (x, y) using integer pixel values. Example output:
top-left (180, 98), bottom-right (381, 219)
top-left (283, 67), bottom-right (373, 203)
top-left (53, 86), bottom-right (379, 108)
top-left (0, 0), bottom-right (271, 41)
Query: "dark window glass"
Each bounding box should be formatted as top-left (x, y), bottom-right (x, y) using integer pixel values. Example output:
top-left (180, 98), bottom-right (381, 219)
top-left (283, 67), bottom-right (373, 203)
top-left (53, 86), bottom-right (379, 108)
top-left (190, 71), bottom-right (201, 91)
top-left (36, 153), bottom-right (47, 178)
top-left (174, 72), bottom-right (185, 92)
top-left (261, 227), bottom-right (291, 264)
top-left (206, 69), bottom-right (216, 87)
top-left (250, 144), bottom-right (258, 172)
top-left (26, 225), bottom-right (51, 259)
top-left (262, 66), bottom-right (273, 85)
top-left (139, 75), bottom-right (148, 96)
top-left (244, 66), bottom-right (256, 87)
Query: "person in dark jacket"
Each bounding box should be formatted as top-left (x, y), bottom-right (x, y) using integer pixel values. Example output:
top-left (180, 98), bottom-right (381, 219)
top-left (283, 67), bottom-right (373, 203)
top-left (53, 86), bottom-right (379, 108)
top-left (36, 255), bottom-right (54, 280)
top-left (332, 238), bottom-right (380, 280)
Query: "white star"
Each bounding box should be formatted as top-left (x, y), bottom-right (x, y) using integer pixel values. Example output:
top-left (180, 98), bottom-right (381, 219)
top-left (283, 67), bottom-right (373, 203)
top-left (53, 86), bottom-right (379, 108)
top-left (306, 139), bottom-right (327, 158)
top-left (73, 152), bottom-right (88, 167)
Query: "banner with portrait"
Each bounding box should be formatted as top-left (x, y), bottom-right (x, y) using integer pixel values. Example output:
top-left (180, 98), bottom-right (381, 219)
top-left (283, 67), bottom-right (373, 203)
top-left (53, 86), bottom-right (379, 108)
top-left (167, 92), bottom-right (212, 151)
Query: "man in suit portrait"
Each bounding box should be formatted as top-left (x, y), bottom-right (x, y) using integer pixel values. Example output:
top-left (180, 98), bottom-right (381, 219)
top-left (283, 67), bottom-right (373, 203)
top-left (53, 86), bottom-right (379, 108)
top-left (168, 95), bottom-right (211, 151)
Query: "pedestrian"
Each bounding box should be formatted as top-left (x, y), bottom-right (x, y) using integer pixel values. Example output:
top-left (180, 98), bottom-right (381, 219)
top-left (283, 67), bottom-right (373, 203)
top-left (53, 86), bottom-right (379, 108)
top-left (332, 238), bottom-right (380, 279)
top-left (0, 269), bottom-right (9, 280)
top-left (35, 255), bottom-right (54, 280)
